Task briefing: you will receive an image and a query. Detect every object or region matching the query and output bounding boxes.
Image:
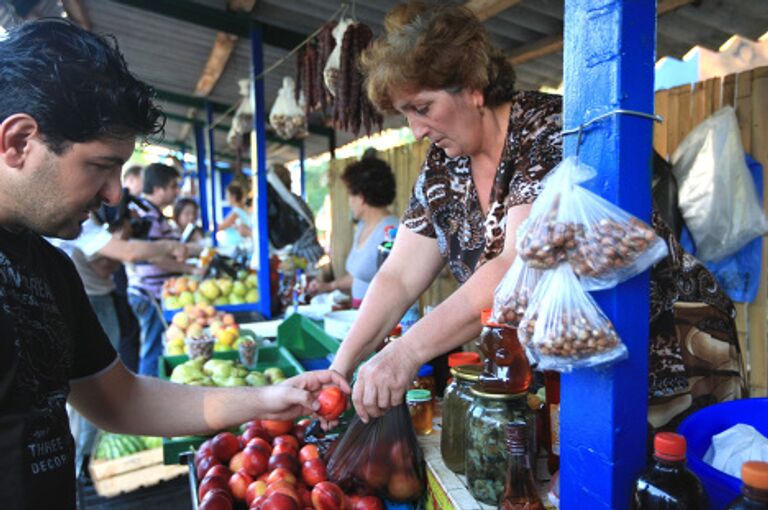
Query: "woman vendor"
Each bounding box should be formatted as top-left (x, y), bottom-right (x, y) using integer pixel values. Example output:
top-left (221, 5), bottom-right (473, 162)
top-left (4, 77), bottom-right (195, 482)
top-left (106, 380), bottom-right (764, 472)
top-left (329, 1), bottom-right (745, 429)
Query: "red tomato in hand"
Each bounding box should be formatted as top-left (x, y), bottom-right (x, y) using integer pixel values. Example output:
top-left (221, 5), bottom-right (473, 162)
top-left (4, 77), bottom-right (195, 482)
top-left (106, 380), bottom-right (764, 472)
top-left (316, 386), bottom-right (346, 421)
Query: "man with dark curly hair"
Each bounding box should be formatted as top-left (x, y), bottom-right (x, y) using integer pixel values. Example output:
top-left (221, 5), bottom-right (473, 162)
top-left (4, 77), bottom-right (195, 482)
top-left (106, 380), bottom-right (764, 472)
top-left (0, 19), bottom-right (348, 509)
top-left (309, 152), bottom-right (398, 308)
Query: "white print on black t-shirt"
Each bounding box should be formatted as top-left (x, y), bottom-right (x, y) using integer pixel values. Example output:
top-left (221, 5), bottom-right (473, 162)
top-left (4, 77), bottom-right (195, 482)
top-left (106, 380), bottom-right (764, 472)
top-left (28, 431), bottom-right (68, 475)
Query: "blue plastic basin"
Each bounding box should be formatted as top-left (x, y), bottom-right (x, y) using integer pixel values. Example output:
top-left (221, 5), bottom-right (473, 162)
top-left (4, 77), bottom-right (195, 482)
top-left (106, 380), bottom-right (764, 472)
top-left (677, 398), bottom-right (768, 510)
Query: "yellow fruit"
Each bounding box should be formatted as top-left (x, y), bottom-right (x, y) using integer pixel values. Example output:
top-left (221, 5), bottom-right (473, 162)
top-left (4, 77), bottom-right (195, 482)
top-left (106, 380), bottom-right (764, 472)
top-left (217, 329), bottom-right (238, 346)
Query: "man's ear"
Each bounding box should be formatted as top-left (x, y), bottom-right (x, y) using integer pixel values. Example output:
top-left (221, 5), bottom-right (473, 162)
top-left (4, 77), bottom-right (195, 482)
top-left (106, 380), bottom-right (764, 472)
top-left (0, 114), bottom-right (40, 168)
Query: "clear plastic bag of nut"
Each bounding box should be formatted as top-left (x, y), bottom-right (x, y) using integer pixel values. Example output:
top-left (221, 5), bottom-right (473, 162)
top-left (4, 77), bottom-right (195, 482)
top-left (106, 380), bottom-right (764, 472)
top-left (269, 76), bottom-right (308, 140)
top-left (492, 256), bottom-right (544, 328)
top-left (518, 263), bottom-right (628, 371)
top-left (518, 157), bottom-right (668, 290)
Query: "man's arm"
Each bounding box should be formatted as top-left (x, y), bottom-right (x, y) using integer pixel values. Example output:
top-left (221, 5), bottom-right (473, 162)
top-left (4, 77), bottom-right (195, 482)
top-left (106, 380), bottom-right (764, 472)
top-left (97, 236), bottom-right (187, 263)
top-left (68, 361), bottom-right (350, 436)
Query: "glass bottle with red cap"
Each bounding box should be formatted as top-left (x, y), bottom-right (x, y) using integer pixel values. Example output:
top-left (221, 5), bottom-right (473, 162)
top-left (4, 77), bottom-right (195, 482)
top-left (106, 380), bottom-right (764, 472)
top-left (477, 309), bottom-right (532, 394)
top-left (632, 432), bottom-right (708, 509)
top-left (727, 461), bottom-right (768, 509)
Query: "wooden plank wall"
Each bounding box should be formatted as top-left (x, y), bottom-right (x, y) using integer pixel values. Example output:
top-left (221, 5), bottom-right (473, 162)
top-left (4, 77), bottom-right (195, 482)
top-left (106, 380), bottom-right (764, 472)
top-left (653, 65), bottom-right (768, 396)
top-left (328, 140), bottom-right (459, 309)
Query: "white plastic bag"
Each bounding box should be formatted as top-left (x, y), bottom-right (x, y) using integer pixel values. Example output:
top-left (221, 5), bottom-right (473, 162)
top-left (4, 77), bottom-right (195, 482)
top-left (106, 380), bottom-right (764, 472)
top-left (323, 18), bottom-right (353, 97)
top-left (518, 157), bottom-right (668, 290)
top-left (518, 264), bottom-right (627, 371)
top-left (269, 76), bottom-right (307, 140)
top-left (672, 106), bottom-right (768, 262)
top-left (492, 256), bottom-right (543, 328)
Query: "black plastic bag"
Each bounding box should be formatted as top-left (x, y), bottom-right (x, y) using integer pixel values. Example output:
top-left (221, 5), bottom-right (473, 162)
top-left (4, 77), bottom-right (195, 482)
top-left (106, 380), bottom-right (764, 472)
top-left (326, 404), bottom-right (426, 502)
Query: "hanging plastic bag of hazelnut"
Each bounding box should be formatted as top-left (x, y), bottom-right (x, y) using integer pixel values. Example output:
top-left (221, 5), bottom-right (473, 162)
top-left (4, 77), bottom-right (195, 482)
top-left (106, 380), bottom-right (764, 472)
top-left (518, 264), bottom-right (627, 371)
top-left (269, 76), bottom-right (308, 140)
top-left (492, 256), bottom-right (544, 328)
top-left (518, 156), bottom-right (668, 290)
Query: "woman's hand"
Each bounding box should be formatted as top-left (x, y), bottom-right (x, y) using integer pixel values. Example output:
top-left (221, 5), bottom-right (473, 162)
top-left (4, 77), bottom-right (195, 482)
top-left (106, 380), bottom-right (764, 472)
top-left (351, 340), bottom-right (422, 422)
top-left (307, 279), bottom-right (331, 296)
top-left (251, 369), bottom-right (351, 421)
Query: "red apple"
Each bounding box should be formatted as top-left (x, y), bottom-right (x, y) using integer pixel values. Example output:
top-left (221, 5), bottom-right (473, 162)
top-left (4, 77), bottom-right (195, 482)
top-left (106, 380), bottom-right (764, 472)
top-left (229, 470), bottom-right (254, 501)
top-left (247, 437), bottom-right (274, 457)
top-left (386, 470), bottom-right (423, 501)
top-left (229, 451), bottom-right (245, 473)
top-left (249, 494), bottom-right (268, 510)
top-left (197, 454), bottom-right (222, 481)
top-left (212, 432), bottom-right (242, 463)
top-left (243, 445), bottom-right (271, 478)
top-left (265, 480), bottom-right (300, 505)
top-left (298, 444), bottom-right (320, 464)
top-left (261, 492), bottom-right (299, 510)
top-left (198, 474), bottom-right (231, 501)
top-left (351, 495), bottom-right (385, 510)
top-left (355, 460), bottom-right (390, 490)
top-left (273, 435), bottom-right (299, 452)
top-left (316, 386), bottom-right (346, 421)
top-left (267, 467), bottom-right (297, 485)
top-left (311, 481), bottom-right (346, 510)
top-left (196, 439), bottom-right (213, 464)
top-left (272, 443), bottom-right (298, 457)
top-left (261, 420), bottom-right (294, 438)
top-left (301, 458), bottom-right (327, 487)
top-left (200, 488), bottom-right (234, 510)
top-left (389, 440), bottom-right (414, 471)
top-left (268, 452), bottom-right (300, 475)
top-left (206, 464), bottom-right (233, 481)
top-left (243, 424), bottom-right (272, 445)
top-left (296, 483), bottom-right (313, 507)
top-left (245, 480), bottom-right (268, 507)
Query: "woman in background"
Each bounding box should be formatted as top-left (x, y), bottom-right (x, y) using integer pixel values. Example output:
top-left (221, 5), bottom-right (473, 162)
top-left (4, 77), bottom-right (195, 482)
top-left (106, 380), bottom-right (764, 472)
top-left (173, 197), bottom-right (204, 243)
top-left (309, 155), bottom-right (398, 308)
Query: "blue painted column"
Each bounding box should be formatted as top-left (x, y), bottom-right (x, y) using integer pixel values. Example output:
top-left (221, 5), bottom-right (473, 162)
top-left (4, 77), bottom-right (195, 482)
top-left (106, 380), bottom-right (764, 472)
top-left (560, 1), bottom-right (655, 508)
top-left (299, 140), bottom-right (306, 200)
top-left (250, 25), bottom-right (271, 318)
top-left (206, 102), bottom-right (219, 241)
top-left (194, 123), bottom-right (210, 233)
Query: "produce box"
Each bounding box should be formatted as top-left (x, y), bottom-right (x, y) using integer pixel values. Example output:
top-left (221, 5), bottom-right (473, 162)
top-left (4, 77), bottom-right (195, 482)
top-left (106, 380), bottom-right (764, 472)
top-left (277, 313), bottom-right (340, 369)
top-left (160, 345), bottom-right (304, 465)
top-left (162, 301), bottom-right (261, 322)
top-left (88, 447), bottom-right (188, 498)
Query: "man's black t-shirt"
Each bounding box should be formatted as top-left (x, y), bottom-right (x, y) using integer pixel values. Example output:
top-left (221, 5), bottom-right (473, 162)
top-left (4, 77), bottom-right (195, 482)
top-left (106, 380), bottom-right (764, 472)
top-left (0, 228), bottom-right (117, 509)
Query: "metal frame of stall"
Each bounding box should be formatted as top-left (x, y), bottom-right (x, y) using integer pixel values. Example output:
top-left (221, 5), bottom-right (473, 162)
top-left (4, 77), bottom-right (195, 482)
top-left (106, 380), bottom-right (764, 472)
top-left (113, 1), bottom-right (660, 508)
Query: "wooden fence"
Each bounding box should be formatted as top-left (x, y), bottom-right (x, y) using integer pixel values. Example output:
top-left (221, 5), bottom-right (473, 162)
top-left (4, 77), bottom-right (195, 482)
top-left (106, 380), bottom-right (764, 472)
top-left (654, 66), bottom-right (768, 396)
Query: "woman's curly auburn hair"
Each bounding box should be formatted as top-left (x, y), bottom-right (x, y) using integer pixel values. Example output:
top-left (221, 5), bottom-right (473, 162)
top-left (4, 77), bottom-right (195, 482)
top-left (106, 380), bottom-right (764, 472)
top-left (360, 1), bottom-right (515, 114)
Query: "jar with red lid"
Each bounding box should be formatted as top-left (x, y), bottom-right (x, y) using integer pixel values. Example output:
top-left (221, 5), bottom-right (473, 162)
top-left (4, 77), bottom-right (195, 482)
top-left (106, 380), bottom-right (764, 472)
top-left (476, 309), bottom-right (532, 393)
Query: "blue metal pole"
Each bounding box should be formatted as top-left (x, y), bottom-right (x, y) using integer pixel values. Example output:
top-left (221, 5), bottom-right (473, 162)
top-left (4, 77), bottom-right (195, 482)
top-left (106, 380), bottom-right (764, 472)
top-left (194, 124), bottom-right (210, 234)
top-left (250, 25), bottom-right (271, 318)
top-left (560, 1), bottom-right (655, 508)
top-left (299, 140), bottom-right (306, 200)
top-left (206, 102), bottom-right (219, 245)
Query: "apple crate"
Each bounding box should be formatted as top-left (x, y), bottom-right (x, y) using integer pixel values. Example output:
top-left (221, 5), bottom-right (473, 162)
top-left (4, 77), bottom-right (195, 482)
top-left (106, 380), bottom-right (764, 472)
top-left (159, 345), bottom-right (304, 465)
top-left (162, 301), bottom-right (261, 323)
top-left (88, 447), bottom-right (188, 498)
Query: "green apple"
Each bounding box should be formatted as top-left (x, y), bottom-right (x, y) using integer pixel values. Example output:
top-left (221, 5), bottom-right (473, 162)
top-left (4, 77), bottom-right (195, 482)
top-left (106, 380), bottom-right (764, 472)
top-left (222, 377), bottom-right (246, 387)
top-left (232, 281), bottom-right (247, 297)
top-left (245, 289), bottom-right (259, 303)
top-left (199, 280), bottom-right (220, 300)
top-left (213, 296), bottom-right (229, 306)
top-left (217, 278), bottom-right (233, 297)
top-left (245, 372), bottom-right (268, 387)
top-left (263, 367), bottom-right (284, 383)
top-left (164, 296), bottom-right (181, 310)
top-left (228, 295), bottom-right (245, 305)
top-left (245, 274), bottom-right (258, 289)
top-left (178, 291), bottom-right (194, 307)
top-left (194, 292), bottom-right (211, 306)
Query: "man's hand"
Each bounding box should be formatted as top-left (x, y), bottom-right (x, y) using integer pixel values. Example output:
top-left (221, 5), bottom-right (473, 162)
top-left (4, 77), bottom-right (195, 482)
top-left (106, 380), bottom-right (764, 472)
top-left (249, 370), bottom-right (351, 421)
top-left (351, 340), bottom-right (421, 423)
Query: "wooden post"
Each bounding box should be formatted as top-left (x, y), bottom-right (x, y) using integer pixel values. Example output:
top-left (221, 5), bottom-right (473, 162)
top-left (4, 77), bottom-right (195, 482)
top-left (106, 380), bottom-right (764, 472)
top-left (250, 26), bottom-right (271, 318)
top-left (560, 1), bottom-right (655, 507)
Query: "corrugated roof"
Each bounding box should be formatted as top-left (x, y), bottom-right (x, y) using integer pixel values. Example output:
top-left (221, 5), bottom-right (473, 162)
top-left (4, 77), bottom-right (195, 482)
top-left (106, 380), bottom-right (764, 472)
top-left (6, 0), bottom-right (768, 162)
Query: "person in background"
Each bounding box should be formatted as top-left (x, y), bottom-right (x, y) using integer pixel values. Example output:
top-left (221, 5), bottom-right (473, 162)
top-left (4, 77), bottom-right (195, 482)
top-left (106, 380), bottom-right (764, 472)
top-left (173, 196), bottom-right (205, 243)
top-left (216, 181), bottom-right (253, 253)
top-left (122, 164), bottom-right (143, 197)
top-left (308, 154), bottom-right (398, 309)
top-left (126, 162), bottom-right (199, 376)
top-left (0, 19), bottom-right (349, 509)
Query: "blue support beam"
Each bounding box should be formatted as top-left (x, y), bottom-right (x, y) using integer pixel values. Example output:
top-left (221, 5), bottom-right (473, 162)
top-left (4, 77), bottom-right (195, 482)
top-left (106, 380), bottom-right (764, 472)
top-left (300, 141), bottom-right (306, 200)
top-left (194, 124), bottom-right (210, 234)
top-left (206, 102), bottom-right (219, 243)
top-left (251, 26), bottom-right (272, 319)
top-left (560, 1), bottom-right (655, 508)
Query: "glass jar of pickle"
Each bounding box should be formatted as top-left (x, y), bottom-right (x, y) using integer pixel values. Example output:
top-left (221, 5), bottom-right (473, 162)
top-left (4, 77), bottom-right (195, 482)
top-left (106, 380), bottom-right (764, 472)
top-left (406, 389), bottom-right (433, 435)
top-left (477, 309), bottom-right (532, 394)
top-left (465, 386), bottom-right (534, 506)
top-left (440, 365), bottom-right (481, 473)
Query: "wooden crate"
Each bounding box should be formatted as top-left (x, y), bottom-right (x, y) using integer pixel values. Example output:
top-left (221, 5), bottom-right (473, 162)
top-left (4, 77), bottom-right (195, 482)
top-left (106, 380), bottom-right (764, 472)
top-left (88, 447), bottom-right (188, 498)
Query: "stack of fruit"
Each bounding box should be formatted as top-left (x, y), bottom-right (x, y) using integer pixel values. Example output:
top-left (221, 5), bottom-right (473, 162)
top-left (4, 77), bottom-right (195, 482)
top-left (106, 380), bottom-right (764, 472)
top-left (164, 305), bottom-right (246, 356)
top-left (194, 416), bottom-right (388, 510)
top-left (162, 272), bottom-right (259, 311)
top-left (169, 358), bottom-right (286, 388)
top-left (93, 433), bottom-right (164, 461)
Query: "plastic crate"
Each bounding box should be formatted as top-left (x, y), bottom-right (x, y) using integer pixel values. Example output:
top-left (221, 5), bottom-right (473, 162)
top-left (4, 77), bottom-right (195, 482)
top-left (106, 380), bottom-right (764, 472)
top-left (160, 345), bottom-right (305, 465)
top-left (277, 313), bottom-right (340, 369)
top-left (162, 302), bottom-right (261, 323)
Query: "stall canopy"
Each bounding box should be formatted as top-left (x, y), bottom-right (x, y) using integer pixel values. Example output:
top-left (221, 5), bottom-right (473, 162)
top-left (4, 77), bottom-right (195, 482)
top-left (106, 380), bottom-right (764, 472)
top-left (0, 0), bottom-right (765, 163)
